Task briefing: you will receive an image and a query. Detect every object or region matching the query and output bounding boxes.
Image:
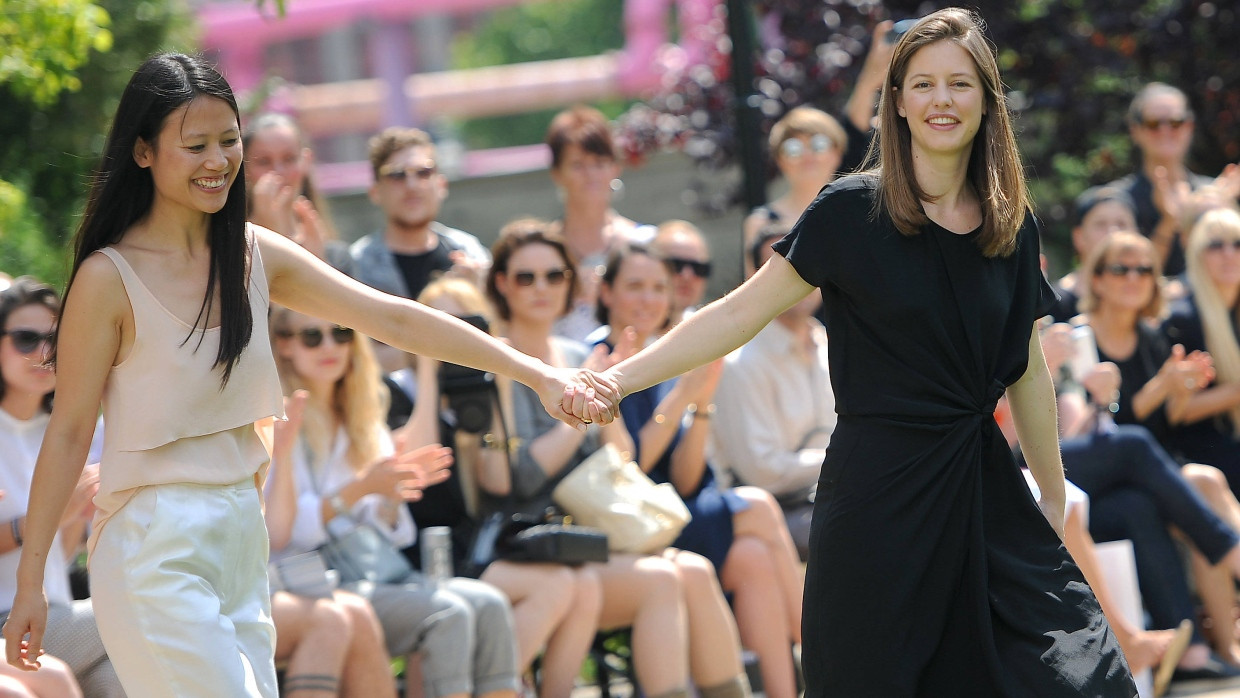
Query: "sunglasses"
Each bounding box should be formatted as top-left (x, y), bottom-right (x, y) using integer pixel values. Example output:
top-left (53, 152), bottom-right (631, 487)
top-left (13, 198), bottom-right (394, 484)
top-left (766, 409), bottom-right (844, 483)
top-left (667, 257), bottom-right (712, 279)
top-left (1139, 117), bottom-right (1190, 131)
top-left (1099, 263), bottom-right (1155, 278)
top-left (279, 325), bottom-right (355, 349)
top-left (1206, 239), bottom-right (1240, 253)
top-left (1, 328), bottom-right (54, 355)
top-left (378, 165), bottom-right (437, 184)
top-left (512, 268), bottom-right (571, 287)
top-left (779, 134), bottom-right (834, 159)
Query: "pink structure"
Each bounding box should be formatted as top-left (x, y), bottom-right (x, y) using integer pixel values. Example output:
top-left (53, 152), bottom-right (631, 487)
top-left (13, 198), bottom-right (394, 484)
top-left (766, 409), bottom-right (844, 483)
top-left (199, 0), bottom-right (720, 186)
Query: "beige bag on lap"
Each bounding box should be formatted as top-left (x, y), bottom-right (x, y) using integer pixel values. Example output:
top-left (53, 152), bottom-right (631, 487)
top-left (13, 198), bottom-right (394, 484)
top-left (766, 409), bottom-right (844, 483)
top-left (552, 443), bottom-right (692, 554)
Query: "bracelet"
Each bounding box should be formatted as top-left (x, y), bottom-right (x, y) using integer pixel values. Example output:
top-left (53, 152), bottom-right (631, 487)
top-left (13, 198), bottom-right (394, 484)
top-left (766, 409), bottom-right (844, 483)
top-left (687, 403), bottom-right (716, 421)
top-left (10, 517), bottom-right (22, 548)
top-left (481, 433), bottom-right (522, 453)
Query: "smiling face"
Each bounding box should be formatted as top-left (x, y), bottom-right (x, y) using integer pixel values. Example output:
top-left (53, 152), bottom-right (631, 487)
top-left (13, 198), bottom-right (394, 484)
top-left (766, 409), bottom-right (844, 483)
top-left (134, 96), bottom-right (242, 218)
top-left (1130, 91), bottom-right (1194, 167)
top-left (895, 40), bottom-right (985, 162)
top-left (600, 252), bottom-right (672, 339)
top-left (1091, 243), bottom-right (1158, 315)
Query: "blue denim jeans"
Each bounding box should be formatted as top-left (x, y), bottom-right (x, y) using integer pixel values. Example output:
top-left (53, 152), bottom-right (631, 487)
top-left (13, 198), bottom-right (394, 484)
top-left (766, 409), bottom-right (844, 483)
top-left (1060, 424), bottom-right (1239, 635)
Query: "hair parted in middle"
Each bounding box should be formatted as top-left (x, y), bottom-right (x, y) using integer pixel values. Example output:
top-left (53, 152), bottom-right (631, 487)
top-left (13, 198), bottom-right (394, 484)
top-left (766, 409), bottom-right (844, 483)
top-left (868, 7), bottom-right (1030, 259)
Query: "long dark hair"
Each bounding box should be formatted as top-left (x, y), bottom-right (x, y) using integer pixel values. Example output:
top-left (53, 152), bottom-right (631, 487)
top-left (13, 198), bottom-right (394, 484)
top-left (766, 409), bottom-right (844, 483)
top-left (0, 277), bottom-right (61, 414)
top-left (60, 53), bottom-right (252, 384)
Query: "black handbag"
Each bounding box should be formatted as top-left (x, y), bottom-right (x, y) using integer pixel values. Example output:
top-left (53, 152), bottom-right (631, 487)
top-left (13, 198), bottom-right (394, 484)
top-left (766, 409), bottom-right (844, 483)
top-left (465, 512), bottom-right (609, 576)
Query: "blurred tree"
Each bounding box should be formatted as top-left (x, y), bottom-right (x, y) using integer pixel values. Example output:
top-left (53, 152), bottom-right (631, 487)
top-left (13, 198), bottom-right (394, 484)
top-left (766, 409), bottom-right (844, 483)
top-left (0, 0), bottom-right (194, 282)
top-left (450, 0), bottom-right (630, 150)
top-left (616, 0), bottom-right (1240, 270)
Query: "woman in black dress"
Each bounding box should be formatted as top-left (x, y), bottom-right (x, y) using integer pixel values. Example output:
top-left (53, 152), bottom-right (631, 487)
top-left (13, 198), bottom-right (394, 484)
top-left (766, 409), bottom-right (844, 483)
top-left (567, 8), bottom-right (1135, 696)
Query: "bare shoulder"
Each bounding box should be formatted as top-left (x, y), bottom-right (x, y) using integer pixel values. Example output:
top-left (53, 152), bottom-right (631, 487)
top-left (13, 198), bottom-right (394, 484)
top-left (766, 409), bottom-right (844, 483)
top-left (69, 252), bottom-right (127, 314)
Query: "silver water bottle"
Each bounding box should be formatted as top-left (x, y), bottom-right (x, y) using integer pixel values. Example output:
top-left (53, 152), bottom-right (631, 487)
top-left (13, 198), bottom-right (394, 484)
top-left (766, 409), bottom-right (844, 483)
top-left (420, 526), bottom-right (454, 586)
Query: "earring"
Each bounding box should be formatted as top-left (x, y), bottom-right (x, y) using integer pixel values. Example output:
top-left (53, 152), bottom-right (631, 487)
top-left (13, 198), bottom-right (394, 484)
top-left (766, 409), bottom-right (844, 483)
top-left (609, 178), bottom-right (625, 201)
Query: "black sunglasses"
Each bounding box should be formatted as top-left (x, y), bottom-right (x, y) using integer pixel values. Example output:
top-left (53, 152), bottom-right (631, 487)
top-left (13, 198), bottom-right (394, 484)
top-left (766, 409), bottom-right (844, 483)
top-left (1205, 239), bottom-right (1240, 253)
top-left (378, 165), bottom-right (437, 184)
top-left (280, 325), bottom-right (355, 349)
top-left (1, 328), bottom-right (54, 355)
top-left (667, 257), bottom-right (712, 279)
top-left (1099, 263), bottom-right (1155, 278)
top-left (512, 268), bottom-right (571, 287)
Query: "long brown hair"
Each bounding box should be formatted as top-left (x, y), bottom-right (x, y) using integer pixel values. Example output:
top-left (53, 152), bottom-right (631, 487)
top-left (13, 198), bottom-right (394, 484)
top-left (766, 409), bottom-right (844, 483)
top-left (868, 8), bottom-right (1029, 258)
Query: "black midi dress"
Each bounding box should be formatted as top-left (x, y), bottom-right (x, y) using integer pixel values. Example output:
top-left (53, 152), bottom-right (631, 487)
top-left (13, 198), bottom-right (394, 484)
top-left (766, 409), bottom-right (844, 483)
top-left (772, 176), bottom-right (1136, 697)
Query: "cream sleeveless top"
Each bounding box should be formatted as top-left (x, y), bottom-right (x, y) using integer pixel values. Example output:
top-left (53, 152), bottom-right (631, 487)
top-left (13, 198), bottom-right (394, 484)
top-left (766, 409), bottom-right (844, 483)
top-left (88, 230), bottom-right (284, 556)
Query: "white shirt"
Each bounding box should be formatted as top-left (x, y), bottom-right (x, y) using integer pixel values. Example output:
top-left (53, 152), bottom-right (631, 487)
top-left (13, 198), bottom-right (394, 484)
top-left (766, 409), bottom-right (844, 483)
top-left (268, 426), bottom-right (415, 562)
top-left (0, 409), bottom-right (72, 609)
top-left (711, 318), bottom-right (836, 496)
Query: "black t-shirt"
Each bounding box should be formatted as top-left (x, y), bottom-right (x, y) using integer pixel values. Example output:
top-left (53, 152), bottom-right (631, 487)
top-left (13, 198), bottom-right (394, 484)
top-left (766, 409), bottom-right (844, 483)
top-left (393, 243), bottom-right (454, 300)
top-left (1095, 321), bottom-right (1173, 442)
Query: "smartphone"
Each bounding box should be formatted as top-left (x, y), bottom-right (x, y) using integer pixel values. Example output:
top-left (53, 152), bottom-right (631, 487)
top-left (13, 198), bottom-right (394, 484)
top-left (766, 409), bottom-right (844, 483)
top-left (886, 19), bottom-right (918, 43)
top-left (1066, 325), bottom-right (1099, 382)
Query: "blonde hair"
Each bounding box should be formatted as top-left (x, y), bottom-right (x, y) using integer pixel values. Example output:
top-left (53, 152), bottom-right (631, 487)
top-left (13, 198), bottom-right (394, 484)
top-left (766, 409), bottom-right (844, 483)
top-left (270, 307), bottom-right (389, 472)
top-left (1185, 207), bottom-right (1240, 435)
top-left (868, 7), bottom-right (1030, 258)
top-left (768, 106), bottom-right (848, 157)
top-left (1076, 231), bottom-right (1166, 320)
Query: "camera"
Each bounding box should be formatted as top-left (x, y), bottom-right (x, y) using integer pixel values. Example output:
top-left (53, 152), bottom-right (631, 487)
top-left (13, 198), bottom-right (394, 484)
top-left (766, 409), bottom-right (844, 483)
top-left (439, 314), bottom-right (498, 434)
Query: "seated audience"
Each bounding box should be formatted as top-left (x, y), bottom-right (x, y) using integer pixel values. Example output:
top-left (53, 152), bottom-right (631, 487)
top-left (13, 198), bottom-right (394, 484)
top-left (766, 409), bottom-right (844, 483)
top-left (596, 243), bottom-right (802, 698)
top-left (650, 220), bottom-right (712, 328)
top-left (0, 278), bottom-right (122, 696)
top-left (712, 229), bottom-right (832, 559)
top-left (267, 306), bottom-right (522, 698)
top-left (1049, 186), bottom-right (1141, 322)
top-left (480, 221), bottom-right (753, 698)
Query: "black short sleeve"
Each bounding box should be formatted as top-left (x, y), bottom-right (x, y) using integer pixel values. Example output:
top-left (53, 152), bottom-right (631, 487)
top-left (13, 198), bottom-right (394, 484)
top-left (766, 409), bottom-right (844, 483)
top-left (772, 175), bottom-right (878, 290)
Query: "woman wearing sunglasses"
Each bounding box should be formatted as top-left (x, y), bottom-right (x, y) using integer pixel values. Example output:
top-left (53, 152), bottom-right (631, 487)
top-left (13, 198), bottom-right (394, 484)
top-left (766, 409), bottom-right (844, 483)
top-left (0, 278), bottom-right (119, 697)
top-left (1165, 207), bottom-right (1240, 488)
top-left (268, 306), bottom-right (525, 698)
top-left (2, 53), bottom-right (615, 697)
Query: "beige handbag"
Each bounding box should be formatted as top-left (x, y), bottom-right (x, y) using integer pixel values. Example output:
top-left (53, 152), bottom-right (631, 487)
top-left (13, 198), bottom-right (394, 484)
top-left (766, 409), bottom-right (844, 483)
top-left (552, 443), bottom-right (692, 554)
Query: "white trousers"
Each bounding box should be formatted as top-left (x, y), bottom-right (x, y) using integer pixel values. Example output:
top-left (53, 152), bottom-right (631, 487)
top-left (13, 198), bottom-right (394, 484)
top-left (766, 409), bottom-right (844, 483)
top-left (90, 481), bottom-right (276, 698)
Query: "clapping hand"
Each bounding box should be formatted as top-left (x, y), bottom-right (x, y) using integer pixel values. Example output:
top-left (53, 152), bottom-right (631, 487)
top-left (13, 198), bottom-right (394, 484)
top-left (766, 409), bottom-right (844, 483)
top-left (361, 441), bottom-right (454, 503)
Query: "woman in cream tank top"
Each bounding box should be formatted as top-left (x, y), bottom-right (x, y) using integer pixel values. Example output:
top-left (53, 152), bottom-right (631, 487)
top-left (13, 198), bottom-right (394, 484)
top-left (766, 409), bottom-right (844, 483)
top-left (1, 53), bottom-right (620, 698)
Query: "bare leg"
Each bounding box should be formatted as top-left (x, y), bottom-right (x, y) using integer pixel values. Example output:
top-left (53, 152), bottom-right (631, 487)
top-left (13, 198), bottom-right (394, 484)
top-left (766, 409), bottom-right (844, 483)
top-left (331, 590), bottom-right (399, 698)
top-left (731, 487), bottom-right (804, 642)
top-left (272, 591), bottom-right (350, 697)
top-left (594, 553), bottom-right (690, 695)
top-left (663, 549), bottom-right (745, 687)
top-left (0, 653), bottom-right (82, 698)
top-left (482, 561), bottom-right (601, 698)
top-left (1182, 464), bottom-right (1240, 662)
top-left (721, 536), bottom-right (796, 698)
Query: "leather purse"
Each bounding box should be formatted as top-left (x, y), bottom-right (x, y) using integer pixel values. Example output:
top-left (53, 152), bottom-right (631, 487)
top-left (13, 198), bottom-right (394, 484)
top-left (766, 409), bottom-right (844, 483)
top-left (551, 443), bottom-right (692, 555)
top-left (464, 512), bottom-right (609, 577)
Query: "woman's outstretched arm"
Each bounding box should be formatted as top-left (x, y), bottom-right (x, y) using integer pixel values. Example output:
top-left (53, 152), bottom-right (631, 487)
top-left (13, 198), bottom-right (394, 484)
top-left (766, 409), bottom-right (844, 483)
top-left (607, 254), bottom-right (815, 399)
top-left (257, 226), bottom-right (615, 427)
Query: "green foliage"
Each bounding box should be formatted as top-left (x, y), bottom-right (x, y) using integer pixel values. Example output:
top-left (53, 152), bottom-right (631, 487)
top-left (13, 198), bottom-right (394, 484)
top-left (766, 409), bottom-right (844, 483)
top-left (450, 0), bottom-right (630, 150)
top-left (0, 0), bottom-right (113, 108)
top-left (0, 180), bottom-right (68, 287)
top-left (0, 0), bottom-right (194, 279)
